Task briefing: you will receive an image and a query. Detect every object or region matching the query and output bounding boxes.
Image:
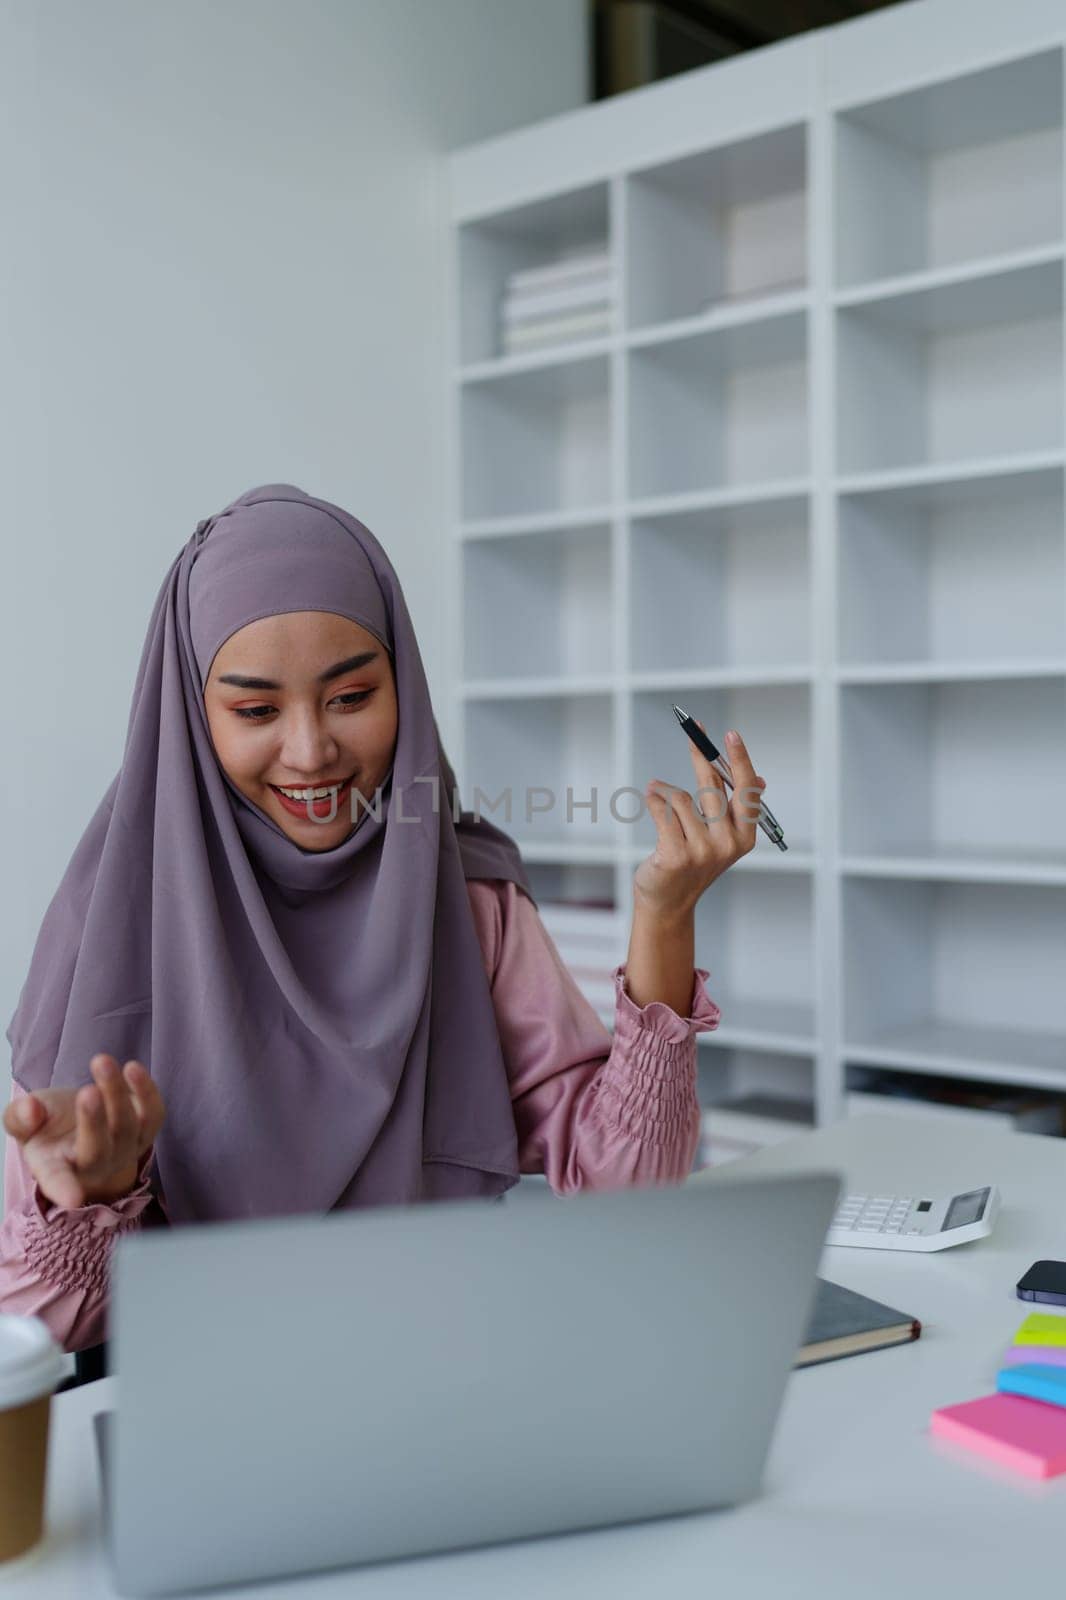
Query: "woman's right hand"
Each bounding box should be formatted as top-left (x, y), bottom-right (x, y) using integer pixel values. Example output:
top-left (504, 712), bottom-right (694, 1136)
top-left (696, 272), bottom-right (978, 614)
top-left (2, 1055), bottom-right (166, 1210)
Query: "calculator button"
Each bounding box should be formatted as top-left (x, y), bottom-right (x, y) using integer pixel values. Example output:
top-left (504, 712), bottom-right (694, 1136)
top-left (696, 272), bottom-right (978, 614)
top-left (881, 1222), bottom-right (903, 1232)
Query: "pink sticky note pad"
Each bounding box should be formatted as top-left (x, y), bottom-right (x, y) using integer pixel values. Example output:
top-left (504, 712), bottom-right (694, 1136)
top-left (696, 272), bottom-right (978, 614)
top-left (931, 1393), bottom-right (1066, 1479)
top-left (1002, 1344), bottom-right (1066, 1370)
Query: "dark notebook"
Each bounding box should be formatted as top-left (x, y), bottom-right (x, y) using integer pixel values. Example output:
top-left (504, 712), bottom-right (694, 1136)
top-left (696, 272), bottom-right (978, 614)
top-left (796, 1277), bottom-right (921, 1368)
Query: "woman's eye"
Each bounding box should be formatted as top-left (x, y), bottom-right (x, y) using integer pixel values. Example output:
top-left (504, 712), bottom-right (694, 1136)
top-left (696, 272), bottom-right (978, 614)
top-left (233, 690), bottom-right (372, 722)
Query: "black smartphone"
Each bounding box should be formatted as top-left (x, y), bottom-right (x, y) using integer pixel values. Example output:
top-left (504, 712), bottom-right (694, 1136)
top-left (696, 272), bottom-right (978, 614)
top-left (1016, 1260), bottom-right (1066, 1306)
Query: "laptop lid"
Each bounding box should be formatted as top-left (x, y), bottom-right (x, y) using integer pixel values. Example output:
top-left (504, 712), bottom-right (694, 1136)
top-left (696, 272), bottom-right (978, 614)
top-left (103, 1170), bottom-right (839, 1596)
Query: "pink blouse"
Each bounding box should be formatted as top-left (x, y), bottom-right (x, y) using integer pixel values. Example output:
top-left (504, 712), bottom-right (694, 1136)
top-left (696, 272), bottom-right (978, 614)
top-left (0, 878), bottom-right (721, 1353)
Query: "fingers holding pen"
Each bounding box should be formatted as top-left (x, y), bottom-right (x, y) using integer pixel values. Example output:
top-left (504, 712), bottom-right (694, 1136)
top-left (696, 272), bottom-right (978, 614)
top-left (686, 719), bottom-right (728, 815)
top-left (675, 708), bottom-right (784, 855)
top-left (689, 718), bottom-right (765, 791)
top-left (723, 729), bottom-right (763, 845)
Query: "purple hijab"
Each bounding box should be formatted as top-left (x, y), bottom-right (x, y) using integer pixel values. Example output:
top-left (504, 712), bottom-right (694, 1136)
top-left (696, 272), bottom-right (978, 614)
top-left (6, 484), bottom-right (536, 1223)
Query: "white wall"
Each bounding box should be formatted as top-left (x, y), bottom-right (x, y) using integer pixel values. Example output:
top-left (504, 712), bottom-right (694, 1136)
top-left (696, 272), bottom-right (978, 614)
top-left (0, 0), bottom-right (587, 1180)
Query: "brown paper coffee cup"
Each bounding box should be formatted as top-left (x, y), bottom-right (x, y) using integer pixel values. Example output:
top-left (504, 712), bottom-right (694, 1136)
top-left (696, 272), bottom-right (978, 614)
top-left (0, 1316), bottom-right (66, 1565)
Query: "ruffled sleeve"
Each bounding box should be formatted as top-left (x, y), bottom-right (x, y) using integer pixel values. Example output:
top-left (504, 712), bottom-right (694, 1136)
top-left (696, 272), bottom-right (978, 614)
top-left (0, 1081), bottom-right (162, 1354)
top-left (465, 878), bottom-right (720, 1194)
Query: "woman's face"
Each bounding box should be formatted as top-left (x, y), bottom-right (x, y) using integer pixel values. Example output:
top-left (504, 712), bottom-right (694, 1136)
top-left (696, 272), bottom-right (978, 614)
top-left (203, 611), bottom-right (398, 850)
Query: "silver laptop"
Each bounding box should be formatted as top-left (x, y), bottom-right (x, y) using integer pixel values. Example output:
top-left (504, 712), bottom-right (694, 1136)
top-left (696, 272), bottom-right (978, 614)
top-left (94, 1168), bottom-right (840, 1597)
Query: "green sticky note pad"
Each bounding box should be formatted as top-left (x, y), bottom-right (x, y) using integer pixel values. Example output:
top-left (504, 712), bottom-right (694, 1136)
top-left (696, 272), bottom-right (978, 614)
top-left (1015, 1313), bottom-right (1066, 1348)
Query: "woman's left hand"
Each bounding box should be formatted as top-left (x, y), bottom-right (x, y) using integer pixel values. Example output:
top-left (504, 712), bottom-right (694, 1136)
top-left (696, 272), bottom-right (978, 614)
top-left (633, 725), bottom-right (767, 922)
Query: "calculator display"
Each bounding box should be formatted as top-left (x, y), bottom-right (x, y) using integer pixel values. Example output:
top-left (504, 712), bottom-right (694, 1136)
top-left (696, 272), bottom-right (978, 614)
top-left (944, 1188), bottom-right (989, 1231)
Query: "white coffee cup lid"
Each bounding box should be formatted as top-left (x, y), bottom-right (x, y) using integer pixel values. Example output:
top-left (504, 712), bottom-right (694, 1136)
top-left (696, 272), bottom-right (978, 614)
top-left (0, 1316), bottom-right (66, 1409)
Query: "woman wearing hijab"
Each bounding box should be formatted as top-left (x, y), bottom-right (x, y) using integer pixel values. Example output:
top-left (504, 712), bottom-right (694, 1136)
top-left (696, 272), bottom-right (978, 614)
top-left (0, 484), bottom-right (767, 1355)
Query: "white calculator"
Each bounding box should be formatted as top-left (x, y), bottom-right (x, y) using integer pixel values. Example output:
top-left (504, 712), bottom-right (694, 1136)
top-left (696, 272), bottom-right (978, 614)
top-left (826, 1184), bottom-right (1000, 1252)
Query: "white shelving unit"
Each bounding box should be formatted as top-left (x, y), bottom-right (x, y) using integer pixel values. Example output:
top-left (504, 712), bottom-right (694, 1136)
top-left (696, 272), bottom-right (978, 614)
top-left (446, 0), bottom-right (1066, 1128)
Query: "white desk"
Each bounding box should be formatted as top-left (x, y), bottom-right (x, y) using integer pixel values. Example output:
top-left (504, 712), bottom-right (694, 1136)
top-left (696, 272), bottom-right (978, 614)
top-left (4, 1112), bottom-right (1065, 1598)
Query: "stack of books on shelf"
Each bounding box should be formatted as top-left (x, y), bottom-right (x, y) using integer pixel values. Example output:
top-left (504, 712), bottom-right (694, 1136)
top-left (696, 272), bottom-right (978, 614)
top-left (694, 1094), bottom-right (815, 1170)
top-left (499, 248), bottom-right (614, 357)
top-left (845, 1068), bottom-right (1065, 1136)
top-left (538, 899), bottom-right (622, 1027)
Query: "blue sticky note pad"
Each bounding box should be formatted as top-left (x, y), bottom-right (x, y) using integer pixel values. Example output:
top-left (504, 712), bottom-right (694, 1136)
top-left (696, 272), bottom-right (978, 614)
top-left (997, 1364), bottom-right (1066, 1409)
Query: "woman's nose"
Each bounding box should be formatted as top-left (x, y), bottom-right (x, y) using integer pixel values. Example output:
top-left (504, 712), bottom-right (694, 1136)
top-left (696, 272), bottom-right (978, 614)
top-left (280, 714), bottom-right (340, 772)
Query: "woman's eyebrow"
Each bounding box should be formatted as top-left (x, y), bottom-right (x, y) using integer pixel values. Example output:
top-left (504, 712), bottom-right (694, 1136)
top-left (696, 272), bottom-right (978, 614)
top-left (216, 651), bottom-right (380, 691)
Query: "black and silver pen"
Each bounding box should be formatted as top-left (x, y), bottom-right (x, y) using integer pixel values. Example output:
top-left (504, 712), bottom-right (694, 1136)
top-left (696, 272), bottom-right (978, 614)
top-left (671, 705), bottom-right (788, 852)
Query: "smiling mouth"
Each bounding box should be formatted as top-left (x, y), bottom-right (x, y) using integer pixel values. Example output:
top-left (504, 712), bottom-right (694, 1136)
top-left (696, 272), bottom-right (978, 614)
top-left (269, 775), bottom-right (356, 818)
